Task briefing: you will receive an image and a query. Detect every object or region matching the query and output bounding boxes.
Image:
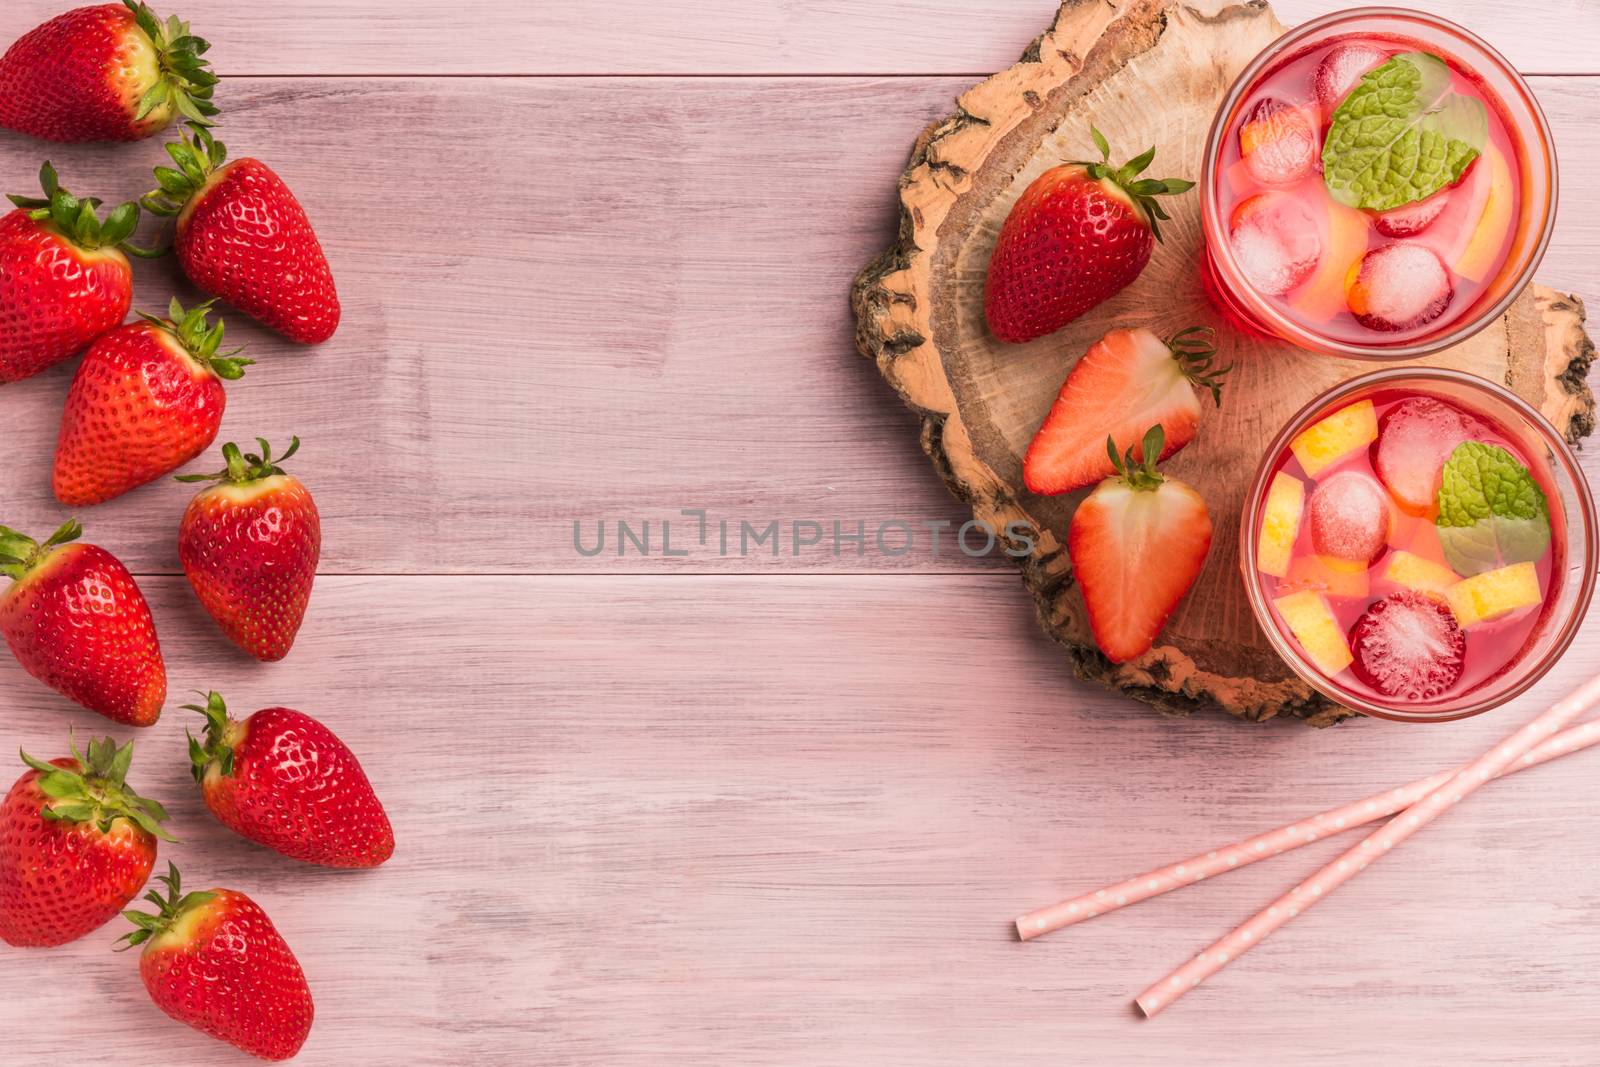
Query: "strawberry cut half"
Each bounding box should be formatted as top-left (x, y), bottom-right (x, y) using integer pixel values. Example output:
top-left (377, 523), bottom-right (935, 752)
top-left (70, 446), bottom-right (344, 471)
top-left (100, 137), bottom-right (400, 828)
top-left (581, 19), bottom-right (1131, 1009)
top-left (1068, 425), bottom-right (1214, 664)
top-left (1024, 326), bottom-right (1229, 496)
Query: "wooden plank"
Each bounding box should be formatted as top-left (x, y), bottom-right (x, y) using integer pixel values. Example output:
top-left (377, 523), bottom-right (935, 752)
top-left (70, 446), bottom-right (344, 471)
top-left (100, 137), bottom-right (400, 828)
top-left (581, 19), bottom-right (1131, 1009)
top-left (5, 574), bottom-right (1598, 1063)
top-left (1, 76), bottom-right (1596, 575)
top-left (2, 0), bottom-right (1597, 76)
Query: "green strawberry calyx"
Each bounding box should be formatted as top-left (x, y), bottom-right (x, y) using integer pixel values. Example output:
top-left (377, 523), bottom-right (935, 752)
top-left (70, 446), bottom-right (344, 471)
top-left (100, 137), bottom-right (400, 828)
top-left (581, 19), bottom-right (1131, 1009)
top-left (118, 862), bottom-right (217, 950)
top-left (1164, 326), bottom-right (1232, 407)
top-left (138, 297), bottom-right (253, 380)
top-left (1067, 125), bottom-right (1195, 243)
top-left (1107, 425), bottom-right (1168, 493)
top-left (176, 437), bottom-right (301, 486)
top-left (140, 122), bottom-right (228, 219)
top-left (123, 1), bottom-right (220, 129)
top-left (0, 519), bottom-right (83, 582)
top-left (6, 162), bottom-right (164, 258)
top-left (19, 735), bottom-right (174, 842)
top-left (183, 691), bottom-right (244, 782)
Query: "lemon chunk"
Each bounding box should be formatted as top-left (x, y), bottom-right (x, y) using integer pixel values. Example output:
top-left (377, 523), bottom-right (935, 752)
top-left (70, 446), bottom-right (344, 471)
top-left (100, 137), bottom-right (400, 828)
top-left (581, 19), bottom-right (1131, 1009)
top-left (1290, 400), bottom-right (1378, 478)
top-left (1383, 551), bottom-right (1461, 597)
top-left (1257, 471), bottom-right (1305, 578)
top-left (1274, 590), bottom-right (1354, 676)
top-left (1446, 562), bottom-right (1541, 628)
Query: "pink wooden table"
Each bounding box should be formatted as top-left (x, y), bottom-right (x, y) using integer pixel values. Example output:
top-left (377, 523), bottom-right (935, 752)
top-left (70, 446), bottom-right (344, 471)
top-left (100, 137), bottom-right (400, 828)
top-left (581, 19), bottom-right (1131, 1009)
top-left (1, 1), bottom-right (1599, 1063)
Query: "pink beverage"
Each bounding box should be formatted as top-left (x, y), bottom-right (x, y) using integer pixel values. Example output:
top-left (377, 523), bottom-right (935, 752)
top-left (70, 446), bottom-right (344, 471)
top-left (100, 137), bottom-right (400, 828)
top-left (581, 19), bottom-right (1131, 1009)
top-left (1201, 11), bottom-right (1556, 358)
top-left (1242, 370), bottom-right (1597, 722)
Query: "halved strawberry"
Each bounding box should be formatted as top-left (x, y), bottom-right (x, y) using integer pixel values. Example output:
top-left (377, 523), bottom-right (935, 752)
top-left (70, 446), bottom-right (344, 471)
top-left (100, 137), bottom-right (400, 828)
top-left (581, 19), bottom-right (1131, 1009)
top-left (1068, 426), bottom-right (1213, 663)
top-left (1023, 326), bottom-right (1228, 496)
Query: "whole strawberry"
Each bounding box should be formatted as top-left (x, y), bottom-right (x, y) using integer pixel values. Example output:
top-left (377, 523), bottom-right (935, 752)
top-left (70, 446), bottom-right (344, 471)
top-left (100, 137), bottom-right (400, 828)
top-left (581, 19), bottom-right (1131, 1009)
top-left (0, 736), bottom-right (171, 947)
top-left (0, 163), bottom-right (151, 383)
top-left (0, 2), bottom-right (216, 143)
top-left (143, 123), bottom-right (339, 344)
top-left (986, 126), bottom-right (1193, 344)
top-left (186, 692), bottom-right (394, 869)
top-left (0, 520), bottom-right (166, 725)
top-left (54, 297), bottom-right (251, 506)
top-left (177, 438), bottom-right (320, 661)
top-left (123, 864), bottom-right (314, 1061)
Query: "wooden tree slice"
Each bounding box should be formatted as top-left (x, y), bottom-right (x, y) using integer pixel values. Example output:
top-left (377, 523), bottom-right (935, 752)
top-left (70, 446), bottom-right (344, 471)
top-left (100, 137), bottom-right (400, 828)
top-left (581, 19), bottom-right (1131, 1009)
top-left (852, 0), bottom-right (1596, 726)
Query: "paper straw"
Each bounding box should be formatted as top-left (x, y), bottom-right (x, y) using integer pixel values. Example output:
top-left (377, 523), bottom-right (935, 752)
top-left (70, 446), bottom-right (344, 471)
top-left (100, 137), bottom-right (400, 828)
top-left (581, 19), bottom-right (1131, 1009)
top-left (1136, 671), bottom-right (1600, 1018)
top-left (1016, 715), bottom-right (1600, 941)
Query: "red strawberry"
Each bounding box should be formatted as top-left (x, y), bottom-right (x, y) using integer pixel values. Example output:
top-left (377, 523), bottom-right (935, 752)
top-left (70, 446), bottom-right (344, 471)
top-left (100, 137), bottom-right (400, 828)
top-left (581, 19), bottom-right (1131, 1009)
top-left (1068, 426), bottom-right (1213, 663)
top-left (0, 736), bottom-right (171, 947)
top-left (178, 435), bottom-right (321, 659)
top-left (143, 123), bottom-right (339, 344)
top-left (0, 163), bottom-right (151, 383)
top-left (1024, 326), bottom-right (1228, 495)
top-left (0, 2), bottom-right (216, 143)
top-left (985, 126), bottom-right (1193, 344)
top-left (177, 437), bottom-right (320, 661)
top-left (53, 297), bottom-right (252, 506)
top-left (123, 864), bottom-right (314, 1061)
top-left (186, 692), bottom-right (394, 869)
top-left (0, 520), bottom-right (166, 725)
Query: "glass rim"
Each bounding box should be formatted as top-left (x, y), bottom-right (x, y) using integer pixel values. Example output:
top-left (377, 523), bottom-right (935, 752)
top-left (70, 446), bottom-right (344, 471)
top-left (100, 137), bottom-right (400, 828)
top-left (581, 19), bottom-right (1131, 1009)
top-left (1200, 6), bottom-right (1559, 360)
top-left (1238, 367), bottom-right (1598, 723)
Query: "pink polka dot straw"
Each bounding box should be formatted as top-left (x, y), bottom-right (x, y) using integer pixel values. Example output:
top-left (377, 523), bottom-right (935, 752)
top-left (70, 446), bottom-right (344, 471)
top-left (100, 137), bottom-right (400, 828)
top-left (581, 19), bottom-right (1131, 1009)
top-left (1135, 671), bottom-right (1600, 1018)
top-left (1015, 714), bottom-right (1600, 942)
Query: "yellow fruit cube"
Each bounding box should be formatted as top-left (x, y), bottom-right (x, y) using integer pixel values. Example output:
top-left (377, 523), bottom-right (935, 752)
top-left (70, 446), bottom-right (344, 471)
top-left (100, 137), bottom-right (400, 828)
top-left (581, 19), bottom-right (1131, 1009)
top-left (1383, 551), bottom-right (1461, 597)
top-left (1290, 400), bottom-right (1378, 478)
top-left (1446, 562), bottom-right (1542, 628)
top-left (1283, 554), bottom-right (1370, 599)
top-left (1257, 471), bottom-right (1305, 577)
top-left (1274, 590), bottom-right (1354, 677)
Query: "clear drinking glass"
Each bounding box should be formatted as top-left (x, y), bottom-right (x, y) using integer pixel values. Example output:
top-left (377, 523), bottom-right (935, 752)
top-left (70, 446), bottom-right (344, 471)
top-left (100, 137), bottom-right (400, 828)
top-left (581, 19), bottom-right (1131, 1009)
top-left (1199, 8), bottom-right (1556, 358)
top-left (1240, 369), bottom-right (1596, 722)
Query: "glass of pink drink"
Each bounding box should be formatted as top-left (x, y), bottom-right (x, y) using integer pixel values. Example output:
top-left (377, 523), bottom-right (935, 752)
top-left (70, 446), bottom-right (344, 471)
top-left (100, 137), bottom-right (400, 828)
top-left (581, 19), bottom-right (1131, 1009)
top-left (1241, 369), bottom-right (1596, 721)
top-left (1200, 9), bottom-right (1556, 358)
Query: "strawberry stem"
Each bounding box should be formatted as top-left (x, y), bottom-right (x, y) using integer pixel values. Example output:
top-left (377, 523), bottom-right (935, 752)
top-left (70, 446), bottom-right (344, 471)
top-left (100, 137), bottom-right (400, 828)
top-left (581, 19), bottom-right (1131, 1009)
top-left (117, 862), bottom-right (216, 950)
top-left (6, 162), bottom-right (147, 254)
top-left (140, 122), bottom-right (227, 219)
top-left (1107, 425), bottom-right (1168, 492)
top-left (1068, 125), bottom-right (1194, 242)
top-left (182, 691), bottom-right (238, 782)
top-left (135, 297), bottom-right (253, 379)
top-left (175, 437), bottom-right (301, 486)
top-left (1165, 326), bottom-right (1231, 407)
top-left (0, 519), bottom-right (82, 581)
top-left (123, 2), bottom-right (219, 128)
top-left (20, 735), bottom-right (174, 842)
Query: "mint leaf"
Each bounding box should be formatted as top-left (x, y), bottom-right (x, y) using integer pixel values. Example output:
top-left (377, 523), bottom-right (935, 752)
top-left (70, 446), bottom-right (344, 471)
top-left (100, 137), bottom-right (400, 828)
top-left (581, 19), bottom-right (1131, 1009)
top-left (1435, 441), bottom-right (1551, 576)
top-left (1322, 52), bottom-right (1487, 212)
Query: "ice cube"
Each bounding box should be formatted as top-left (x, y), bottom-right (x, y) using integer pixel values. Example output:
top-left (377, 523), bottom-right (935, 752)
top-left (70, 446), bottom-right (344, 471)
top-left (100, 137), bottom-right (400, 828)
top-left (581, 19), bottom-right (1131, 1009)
top-left (1374, 397), bottom-right (1481, 512)
top-left (1308, 470), bottom-right (1390, 564)
top-left (1345, 243), bottom-right (1455, 333)
top-left (1238, 97), bottom-right (1317, 185)
top-left (1314, 43), bottom-right (1388, 113)
top-left (1229, 192), bottom-right (1321, 296)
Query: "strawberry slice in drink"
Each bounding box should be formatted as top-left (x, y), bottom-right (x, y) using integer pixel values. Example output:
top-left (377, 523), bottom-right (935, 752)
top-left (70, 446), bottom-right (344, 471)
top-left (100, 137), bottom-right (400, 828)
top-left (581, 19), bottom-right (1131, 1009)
top-left (1374, 397), bottom-right (1483, 513)
top-left (1372, 190), bottom-right (1450, 237)
top-left (1238, 97), bottom-right (1318, 185)
top-left (1348, 591), bottom-right (1466, 700)
top-left (1313, 42), bottom-right (1388, 114)
top-left (1345, 243), bottom-right (1455, 332)
top-left (1229, 192), bottom-right (1321, 296)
